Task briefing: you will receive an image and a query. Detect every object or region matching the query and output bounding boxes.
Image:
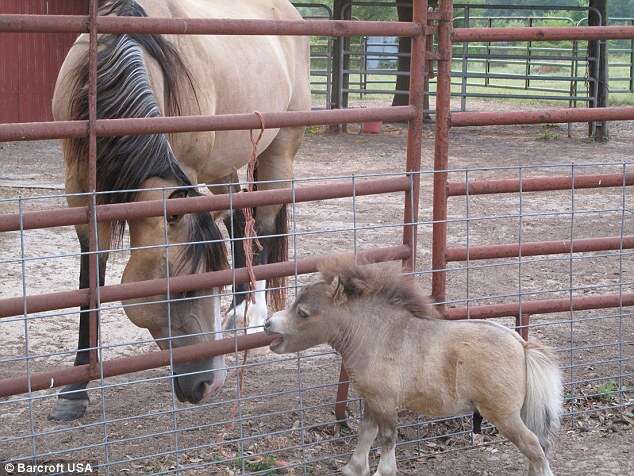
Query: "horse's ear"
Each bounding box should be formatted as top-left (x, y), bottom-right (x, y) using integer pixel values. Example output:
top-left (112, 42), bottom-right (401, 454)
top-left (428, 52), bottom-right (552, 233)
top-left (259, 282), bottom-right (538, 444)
top-left (166, 189), bottom-right (188, 224)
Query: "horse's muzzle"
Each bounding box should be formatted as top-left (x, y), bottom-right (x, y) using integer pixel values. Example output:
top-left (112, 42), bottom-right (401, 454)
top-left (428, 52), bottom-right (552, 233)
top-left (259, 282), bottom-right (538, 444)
top-left (172, 357), bottom-right (226, 404)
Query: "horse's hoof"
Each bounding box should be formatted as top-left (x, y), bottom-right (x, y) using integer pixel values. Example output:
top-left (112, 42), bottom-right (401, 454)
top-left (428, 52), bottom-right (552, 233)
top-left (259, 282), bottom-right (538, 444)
top-left (47, 398), bottom-right (89, 422)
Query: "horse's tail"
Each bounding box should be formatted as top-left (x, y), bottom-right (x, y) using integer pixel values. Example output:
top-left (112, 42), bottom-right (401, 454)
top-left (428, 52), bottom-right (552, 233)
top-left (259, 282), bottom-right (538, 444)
top-left (266, 205), bottom-right (288, 311)
top-left (521, 341), bottom-right (563, 454)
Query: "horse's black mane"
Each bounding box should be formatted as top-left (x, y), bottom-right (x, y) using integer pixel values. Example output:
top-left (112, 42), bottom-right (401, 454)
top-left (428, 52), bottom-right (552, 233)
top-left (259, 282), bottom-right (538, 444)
top-left (68, 0), bottom-right (226, 274)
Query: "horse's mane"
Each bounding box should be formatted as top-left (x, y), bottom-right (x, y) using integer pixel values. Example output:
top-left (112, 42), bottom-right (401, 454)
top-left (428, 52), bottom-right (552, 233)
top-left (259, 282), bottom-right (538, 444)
top-left (66, 0), bottom-right (226, 275)
top-left (318, 256), bottom-right (441, 320)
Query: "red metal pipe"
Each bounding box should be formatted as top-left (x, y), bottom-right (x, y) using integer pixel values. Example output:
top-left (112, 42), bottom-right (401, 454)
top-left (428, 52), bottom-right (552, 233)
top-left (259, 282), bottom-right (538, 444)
top-left (444, 292), bottom-right (634, 320)
top-left (0, 245), bottom-right (410, 318)
top-left (0, 176), bottom-right (409, 233)
top-left (0, 332), bottom-right (275, 398)
top-left (0, 15), bottom-right (422, 37)
top-left (453, 25), bottom-right (634, 43)
top-left (447, 173), bottom-right (633, 196)
top-left (0, 106), bottom-right (415, 142)
top-left (334, 364), bottom-right (350, 422)
top-left (87, 0), bottom-right (99, 368)
top-left (451, 106), bottom-right (634, 127)
top-left (402, 0), bottom-right (428, 272)
top-left (446, 235), bottom-right (634, 262)
top-left (431, 0), bottom-right (453, 305)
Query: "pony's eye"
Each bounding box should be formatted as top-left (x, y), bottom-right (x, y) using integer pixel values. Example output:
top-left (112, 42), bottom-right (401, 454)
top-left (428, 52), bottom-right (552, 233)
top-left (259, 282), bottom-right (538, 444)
top-left (297, 307), bottom-right (310, 319)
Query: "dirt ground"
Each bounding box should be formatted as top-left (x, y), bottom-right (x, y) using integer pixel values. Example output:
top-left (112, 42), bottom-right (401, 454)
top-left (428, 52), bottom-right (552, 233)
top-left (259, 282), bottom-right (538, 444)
top-left (0, 101), bottom-right (633, 475)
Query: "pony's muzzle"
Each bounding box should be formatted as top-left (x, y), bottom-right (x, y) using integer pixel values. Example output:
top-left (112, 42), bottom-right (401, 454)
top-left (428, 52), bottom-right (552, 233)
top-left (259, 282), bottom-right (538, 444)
top-left (172, 357), bottom-right (227, 404)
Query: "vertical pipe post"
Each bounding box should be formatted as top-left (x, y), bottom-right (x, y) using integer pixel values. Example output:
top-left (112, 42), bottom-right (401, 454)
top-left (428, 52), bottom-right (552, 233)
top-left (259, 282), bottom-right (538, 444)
top-left (588, 0), bottom-right (608, 140)
top-left (485, 17), bottom-right (492, 86)
top-left (402, 0), bottom-right (428, 272)
top-left (460, 7), bottom-right (469, 112)
top-left (334, 365), bottom-right (350, 424)
top-left (526, 17), bottom-right (533, 89)
top-left (431, 0), bottom-right (452, 306)
top-left (630, 20), bottom-right (634, 92)
top-left (516, 314), bottom-right (530, 341)
top-left (87, 0), bottom-right (99, 367)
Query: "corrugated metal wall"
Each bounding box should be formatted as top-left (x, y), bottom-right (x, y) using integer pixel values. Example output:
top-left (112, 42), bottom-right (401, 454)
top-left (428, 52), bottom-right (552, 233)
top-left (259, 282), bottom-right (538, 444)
top-left (0, 1), bottom-right (87, 123)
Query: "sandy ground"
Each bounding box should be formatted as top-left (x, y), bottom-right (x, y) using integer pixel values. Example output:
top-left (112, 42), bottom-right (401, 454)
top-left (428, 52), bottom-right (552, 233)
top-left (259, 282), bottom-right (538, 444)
top-left (0, 102), bottom-right (633, 474)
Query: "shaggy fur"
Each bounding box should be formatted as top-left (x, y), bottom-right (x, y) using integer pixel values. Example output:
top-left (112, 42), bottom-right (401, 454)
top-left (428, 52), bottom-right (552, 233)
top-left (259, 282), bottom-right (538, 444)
top-left (318, 257), bottom-right (440, 320)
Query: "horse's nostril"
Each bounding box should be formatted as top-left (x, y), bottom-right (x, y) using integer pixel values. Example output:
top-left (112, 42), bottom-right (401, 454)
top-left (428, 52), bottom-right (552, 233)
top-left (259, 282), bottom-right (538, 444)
top-left (191, 380), bottom-right (210, 403)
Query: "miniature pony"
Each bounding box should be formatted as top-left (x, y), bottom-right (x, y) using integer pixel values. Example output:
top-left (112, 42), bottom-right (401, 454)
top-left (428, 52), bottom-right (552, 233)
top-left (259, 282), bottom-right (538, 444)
top-left (264, 257), bottom-right (562, 476)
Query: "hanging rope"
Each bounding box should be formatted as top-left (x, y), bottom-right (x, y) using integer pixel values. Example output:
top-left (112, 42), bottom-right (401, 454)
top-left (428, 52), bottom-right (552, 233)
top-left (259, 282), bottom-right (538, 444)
top-left (229, 111), bottom-right (266, 425)
top-left (242, 111), bottom-right (265, 306)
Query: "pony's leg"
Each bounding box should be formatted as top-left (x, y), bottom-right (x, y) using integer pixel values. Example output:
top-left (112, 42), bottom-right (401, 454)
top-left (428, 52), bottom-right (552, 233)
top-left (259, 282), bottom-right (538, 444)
top-left (343, 411), bottom-right (378, 476)
top-left (373, 413), bottom-right (399, 476)
top-left (492, 412), bottom-right (553, 476)
top-left (251, 126), bottom-right (304, 323)
top-left (48, 225), bottom-right (110, 421)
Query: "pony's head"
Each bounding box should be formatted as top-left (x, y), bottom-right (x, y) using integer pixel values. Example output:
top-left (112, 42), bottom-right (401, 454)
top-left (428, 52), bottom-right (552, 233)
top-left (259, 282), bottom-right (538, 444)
top-left (265, 256), bottom-right (439, 354)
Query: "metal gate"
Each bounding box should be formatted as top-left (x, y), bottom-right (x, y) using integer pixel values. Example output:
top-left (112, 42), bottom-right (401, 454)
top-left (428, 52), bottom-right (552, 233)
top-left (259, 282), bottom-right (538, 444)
top-left (1, 1), bottom-right (633, 473)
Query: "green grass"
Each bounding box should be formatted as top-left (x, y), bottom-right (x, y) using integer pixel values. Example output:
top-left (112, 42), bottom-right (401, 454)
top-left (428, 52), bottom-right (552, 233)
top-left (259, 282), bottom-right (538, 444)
top-left (309, 52), bottom-right (634, 108)
top-left (593, 381), bottom-right (619, 402)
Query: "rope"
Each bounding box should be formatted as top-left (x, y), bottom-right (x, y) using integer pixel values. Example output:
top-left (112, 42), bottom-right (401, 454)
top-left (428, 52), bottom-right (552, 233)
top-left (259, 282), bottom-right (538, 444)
top-left (229, 111), bottom-right (266, 425)
top-left (242, 111), bottom-right (265, 305)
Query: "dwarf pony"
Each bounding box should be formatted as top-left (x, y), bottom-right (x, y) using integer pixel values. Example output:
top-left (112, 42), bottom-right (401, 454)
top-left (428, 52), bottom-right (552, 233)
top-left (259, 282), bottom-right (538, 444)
top-left (50, 0), bottom-right (310, 420)
top-left (265, 258), bottom-right (562, 476)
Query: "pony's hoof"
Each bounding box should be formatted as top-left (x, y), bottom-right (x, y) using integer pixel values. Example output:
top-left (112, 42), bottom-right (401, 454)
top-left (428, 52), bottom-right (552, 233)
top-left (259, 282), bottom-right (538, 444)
top-left (342, 464), bottom-right (369, 476)
top-left (47, 398), bottom-right (88, 422)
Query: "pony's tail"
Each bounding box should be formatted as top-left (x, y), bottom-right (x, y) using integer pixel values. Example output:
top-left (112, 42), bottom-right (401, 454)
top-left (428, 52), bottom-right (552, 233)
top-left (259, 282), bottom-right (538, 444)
top-left (521, 342), bottom-right (563, 454)
top-left (266, 205), bottom-right (288, 311)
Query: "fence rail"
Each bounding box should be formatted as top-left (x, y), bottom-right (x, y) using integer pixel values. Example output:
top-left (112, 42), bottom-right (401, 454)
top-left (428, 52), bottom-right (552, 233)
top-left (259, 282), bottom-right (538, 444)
top-left (1, 1), bottom-right (633, 473)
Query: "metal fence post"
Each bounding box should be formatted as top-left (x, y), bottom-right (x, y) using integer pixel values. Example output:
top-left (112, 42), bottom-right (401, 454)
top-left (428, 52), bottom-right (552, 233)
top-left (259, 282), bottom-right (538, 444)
top-left (431, 0), bottom-right (453, 307)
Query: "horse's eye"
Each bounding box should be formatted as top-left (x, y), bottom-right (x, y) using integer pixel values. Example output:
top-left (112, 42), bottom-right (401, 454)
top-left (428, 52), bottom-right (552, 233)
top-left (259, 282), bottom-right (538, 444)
top-left (297, 307), bottom-right (310, 319)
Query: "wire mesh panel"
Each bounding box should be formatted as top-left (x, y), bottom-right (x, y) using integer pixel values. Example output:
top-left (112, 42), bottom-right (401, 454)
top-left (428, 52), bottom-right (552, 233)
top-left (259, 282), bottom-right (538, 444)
top-left (1, 1), bottom-right (634, 475)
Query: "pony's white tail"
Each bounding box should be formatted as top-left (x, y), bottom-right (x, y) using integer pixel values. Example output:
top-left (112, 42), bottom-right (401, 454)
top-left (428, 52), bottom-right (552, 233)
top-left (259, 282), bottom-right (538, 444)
top-left (521, 342), bottom-right (563, 454)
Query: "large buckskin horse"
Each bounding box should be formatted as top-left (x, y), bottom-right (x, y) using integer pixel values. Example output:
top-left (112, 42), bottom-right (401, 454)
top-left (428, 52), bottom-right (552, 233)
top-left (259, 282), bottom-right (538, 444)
top-left (50, 0), bottom-right (310, 421)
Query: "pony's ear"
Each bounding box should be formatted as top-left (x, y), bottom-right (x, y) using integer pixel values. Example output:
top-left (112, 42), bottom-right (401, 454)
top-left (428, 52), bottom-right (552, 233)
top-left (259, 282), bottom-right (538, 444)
top-left (330, 275), bottom-right (347, 304)
top-left (330, 274), bottom-right (369, 304)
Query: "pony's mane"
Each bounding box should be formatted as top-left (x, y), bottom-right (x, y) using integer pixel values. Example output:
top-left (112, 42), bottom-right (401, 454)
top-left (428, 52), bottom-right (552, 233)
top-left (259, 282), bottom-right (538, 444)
top-left (318, 256), bottom-right (440, 320)
top-left (67, 0), bottom-right (225, 275)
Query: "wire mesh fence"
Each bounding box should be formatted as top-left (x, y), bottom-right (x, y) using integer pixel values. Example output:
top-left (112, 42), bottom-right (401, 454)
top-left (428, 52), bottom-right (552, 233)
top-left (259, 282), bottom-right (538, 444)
top-left (2, 155), bottom-right (632, 474)
top-left (1, 1), bottom-right (633, 475)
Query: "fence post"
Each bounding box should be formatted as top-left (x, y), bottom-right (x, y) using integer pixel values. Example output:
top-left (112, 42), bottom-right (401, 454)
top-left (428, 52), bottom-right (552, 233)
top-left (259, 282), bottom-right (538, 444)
top-left (402, 0), bottom-right (428, 272)
top-left (460, 6), bottom-right (469, 112)
top-left (431, 0), bottom-right (453, 307)
top-left (588, 0), bottom-right (609, 141)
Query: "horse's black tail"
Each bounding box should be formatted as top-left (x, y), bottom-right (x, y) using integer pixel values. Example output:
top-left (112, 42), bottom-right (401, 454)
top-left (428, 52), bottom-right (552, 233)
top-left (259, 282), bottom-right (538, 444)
top-left (266, 205), bottom-right (288, 311)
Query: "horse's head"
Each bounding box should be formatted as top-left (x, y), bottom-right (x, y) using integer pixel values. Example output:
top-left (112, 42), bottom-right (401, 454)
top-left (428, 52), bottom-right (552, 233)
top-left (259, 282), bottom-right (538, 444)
top-left (121, 177), bottom-right (228, 404)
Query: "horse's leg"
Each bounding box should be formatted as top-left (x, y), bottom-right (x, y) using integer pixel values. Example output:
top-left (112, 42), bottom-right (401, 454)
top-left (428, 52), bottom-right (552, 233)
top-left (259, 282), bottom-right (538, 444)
top-left (342, 408), bottom-right (378, 476)
top-left (251, 126), bottom-right (304, 323)
top-left (48, 224), bottom-right (110, 422)
top-left (208, 174), bottom-right (261, 331)
top-left (489, 412), bottom-right (553, 476)
top-left (373, 412), bottom-right (399, 476)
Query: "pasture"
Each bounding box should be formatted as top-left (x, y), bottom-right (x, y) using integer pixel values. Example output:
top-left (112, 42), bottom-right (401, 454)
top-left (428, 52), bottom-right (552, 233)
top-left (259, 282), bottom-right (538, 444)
top-left (1, 98), bottom-right (632, 474)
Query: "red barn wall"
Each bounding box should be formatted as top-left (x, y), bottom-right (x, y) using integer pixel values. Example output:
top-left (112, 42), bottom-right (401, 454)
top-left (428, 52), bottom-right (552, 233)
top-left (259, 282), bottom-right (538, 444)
top-left (0, 1), bottom-right (87, 123)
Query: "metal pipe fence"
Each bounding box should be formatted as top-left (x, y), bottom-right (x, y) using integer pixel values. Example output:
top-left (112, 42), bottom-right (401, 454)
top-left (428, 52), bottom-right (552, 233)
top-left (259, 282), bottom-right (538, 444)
top-left (313, 2), bottom-right (634, 114)
top-left (1, 0), bottom-right (633, 474)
